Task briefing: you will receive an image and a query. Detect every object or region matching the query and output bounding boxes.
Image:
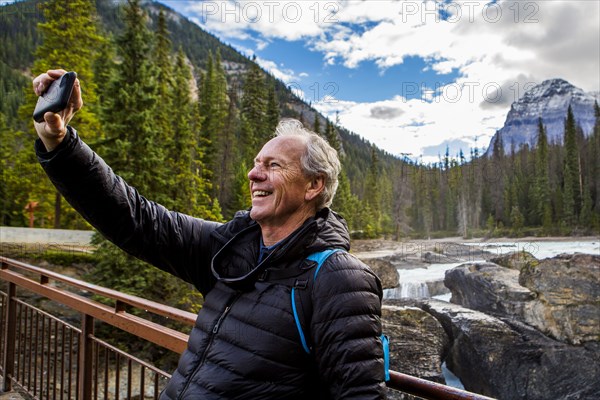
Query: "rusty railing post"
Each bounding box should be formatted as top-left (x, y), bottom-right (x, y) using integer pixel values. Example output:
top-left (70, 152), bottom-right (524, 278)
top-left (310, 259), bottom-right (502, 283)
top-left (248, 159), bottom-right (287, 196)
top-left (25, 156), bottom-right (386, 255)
top-left (79, 313), bottom-right (94, 400)
top-left (2, 281), bottom-right (17, 392)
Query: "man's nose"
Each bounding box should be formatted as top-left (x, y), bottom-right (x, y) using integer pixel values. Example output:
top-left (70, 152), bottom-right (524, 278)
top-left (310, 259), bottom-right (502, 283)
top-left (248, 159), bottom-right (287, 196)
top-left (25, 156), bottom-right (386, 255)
top-left (248, 164), bottom-right (267, 181)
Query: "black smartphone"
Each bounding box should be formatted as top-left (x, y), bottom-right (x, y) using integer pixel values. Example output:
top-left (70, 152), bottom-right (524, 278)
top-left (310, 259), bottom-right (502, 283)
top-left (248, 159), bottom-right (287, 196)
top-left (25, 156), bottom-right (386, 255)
top-left (33, 71), bottom-right (77, 123)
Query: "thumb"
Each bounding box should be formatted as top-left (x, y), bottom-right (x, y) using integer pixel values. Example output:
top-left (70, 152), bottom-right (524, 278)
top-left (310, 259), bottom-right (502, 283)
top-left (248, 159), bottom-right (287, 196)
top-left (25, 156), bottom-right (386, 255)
top-left (44, 112), bottom-right (65, 135)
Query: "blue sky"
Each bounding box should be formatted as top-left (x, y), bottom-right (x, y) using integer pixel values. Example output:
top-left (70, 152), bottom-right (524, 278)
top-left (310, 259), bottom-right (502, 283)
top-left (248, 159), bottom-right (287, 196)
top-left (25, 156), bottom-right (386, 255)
top-left (157, 0), bottom-right (599, 163)
top-left (5, 0), bottom-right (596, 162)
top-left (231, 37), bottom-right (461, 103)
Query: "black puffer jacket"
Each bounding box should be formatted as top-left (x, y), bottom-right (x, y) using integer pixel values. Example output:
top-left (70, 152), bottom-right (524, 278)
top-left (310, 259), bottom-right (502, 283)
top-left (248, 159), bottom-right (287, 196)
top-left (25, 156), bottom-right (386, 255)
top-left (36, 127), bottom-right (387, 399)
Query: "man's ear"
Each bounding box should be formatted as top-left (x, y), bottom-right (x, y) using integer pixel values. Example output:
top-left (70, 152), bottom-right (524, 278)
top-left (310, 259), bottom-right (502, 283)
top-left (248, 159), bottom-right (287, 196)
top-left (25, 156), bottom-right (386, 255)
top-left (305, 174), bottom-right (325, 202)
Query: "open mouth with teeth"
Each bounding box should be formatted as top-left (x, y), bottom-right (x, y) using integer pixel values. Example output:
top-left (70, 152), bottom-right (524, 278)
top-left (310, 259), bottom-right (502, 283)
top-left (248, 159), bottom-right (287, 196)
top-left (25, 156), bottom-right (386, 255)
top-left (252, 190), bottom-right (272, 198)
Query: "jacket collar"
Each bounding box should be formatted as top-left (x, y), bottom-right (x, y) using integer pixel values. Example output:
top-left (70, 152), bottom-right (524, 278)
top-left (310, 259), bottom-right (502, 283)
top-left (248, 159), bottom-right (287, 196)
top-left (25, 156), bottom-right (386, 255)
top-left (210, 208), bottom-right (350, 288)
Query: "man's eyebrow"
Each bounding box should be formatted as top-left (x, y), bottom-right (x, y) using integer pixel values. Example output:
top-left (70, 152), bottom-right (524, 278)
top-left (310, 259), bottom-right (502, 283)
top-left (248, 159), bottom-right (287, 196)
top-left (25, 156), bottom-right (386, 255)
top-left (254, 156), bottom-right (287, 164)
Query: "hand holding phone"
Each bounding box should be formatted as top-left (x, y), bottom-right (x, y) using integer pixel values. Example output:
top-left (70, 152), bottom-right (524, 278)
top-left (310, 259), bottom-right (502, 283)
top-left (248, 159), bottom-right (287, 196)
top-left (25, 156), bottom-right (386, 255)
top-left (33, 71), bottom-right (77, 123)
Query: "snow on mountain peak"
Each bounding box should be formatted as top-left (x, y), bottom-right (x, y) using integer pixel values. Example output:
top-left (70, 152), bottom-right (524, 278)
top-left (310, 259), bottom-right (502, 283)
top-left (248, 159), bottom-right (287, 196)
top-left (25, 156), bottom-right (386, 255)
top-left (486, 79), bottom-right (598, 156)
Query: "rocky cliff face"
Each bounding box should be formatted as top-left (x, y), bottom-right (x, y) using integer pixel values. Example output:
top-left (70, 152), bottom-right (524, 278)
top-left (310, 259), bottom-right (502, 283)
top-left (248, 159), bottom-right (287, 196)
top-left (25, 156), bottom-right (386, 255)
top-left (361, 257), bottom-right (400, 289)
top-left (519, 253), bottom-right (600, 344)
top-left (445, 252), bottom-right (600, 345)
top-left (382, 304), bottom-right (449, 383)
top-left (381, 251), bottom-right (600, 400)
top-left (485, 79), bottom-right (600, 156)
top-left (422, 300), bottom-right (600, 400)
top-left (445, 262), bottom-right (537, 317)
top-left (382, 302), bottom-right (450, 400)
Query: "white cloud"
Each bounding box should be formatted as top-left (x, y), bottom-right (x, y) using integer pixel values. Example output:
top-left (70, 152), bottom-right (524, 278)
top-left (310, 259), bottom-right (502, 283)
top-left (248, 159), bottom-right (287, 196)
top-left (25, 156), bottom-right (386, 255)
top-left (255, 39), bottom-right (269, 51)
top-left (179, 1), bottom-right (599, 93)
top-left (180, 1), bottom-right (330, 41)
top-left (174, 0), bottom-right (599, 157)
top-left (254, 57), bottom-right (299, 83)
top-left (314, 83), bottom-right (506, 163)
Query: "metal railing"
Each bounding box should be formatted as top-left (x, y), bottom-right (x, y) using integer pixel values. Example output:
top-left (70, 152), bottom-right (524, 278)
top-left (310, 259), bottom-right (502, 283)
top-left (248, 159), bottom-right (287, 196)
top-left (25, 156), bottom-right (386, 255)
top-left (0, 256), bottom-right (495, 400)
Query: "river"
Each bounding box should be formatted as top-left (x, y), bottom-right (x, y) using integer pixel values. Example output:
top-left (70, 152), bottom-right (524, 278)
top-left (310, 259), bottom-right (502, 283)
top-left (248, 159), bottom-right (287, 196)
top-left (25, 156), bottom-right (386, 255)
top-left (383, 238), bottom-right (599, 301)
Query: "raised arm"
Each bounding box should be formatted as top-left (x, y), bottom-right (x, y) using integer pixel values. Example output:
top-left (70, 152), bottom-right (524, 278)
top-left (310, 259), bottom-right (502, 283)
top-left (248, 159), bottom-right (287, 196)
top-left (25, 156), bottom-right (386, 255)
top-left (32, 70), bottom-right (220, 294)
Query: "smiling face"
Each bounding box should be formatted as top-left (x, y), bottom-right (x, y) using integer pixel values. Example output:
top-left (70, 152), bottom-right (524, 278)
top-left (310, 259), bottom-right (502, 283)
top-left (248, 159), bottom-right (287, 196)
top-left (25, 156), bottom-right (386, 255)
top-left (248, 135), bottom-right (320, 237)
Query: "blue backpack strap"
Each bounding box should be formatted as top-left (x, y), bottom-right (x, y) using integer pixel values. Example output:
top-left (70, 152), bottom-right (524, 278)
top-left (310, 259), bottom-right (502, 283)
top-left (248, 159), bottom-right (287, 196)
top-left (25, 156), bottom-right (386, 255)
top-left (307, 248), bottom-right (343, 280)
top-left (292, 249), bottom-right (344, 354)
top-left (381, 334), bottom-right (390, 381)
top-left (291, 249), bottom-right (391, 381)
top-left (291, 286), bottom-right (311, 353)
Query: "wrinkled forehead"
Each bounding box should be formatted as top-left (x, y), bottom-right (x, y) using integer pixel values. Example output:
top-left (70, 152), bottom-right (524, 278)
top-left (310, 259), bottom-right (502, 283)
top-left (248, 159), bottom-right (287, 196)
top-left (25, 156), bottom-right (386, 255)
top-left (256, 135), bottom-right (307, 163)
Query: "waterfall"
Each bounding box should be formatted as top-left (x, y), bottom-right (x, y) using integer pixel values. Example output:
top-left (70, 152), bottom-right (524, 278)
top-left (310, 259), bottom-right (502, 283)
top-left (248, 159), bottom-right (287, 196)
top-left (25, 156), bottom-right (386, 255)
top-left (383, 282), bottom-right (430, 299)
top-left (400, 282), bottom-right (430, 298)
top-left (383, 263), bottom-right (468, 300)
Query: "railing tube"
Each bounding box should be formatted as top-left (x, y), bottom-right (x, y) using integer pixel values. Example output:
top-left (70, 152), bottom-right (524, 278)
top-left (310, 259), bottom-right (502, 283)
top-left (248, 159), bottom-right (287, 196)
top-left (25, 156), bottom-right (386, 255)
top-left (388, 371), bottom-right (496, 400)
top-left (2, 281), bottom-right (16, 392)
top-left (79, 314), bottom-right (94, 400)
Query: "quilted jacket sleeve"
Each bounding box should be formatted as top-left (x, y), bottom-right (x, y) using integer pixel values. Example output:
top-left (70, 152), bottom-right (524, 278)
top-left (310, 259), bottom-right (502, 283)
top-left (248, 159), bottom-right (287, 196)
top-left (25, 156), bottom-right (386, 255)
top-left (310, 251), bottom-right (387, 399)
top-left (35, 127), bottom-right (220, 294)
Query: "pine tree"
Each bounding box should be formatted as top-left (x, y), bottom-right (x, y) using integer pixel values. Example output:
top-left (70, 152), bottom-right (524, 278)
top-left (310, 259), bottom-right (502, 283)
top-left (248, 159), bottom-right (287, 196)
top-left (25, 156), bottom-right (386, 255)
top-left (580, 185), bottom-right (593, 229)
top-left (332, 168), bottom-right (362, 233)
top-left (364, 147), bottom-right (381, 236)
top-left (588, 101), bottom-right (600, 228)
top-left (324, 120), bottom-right (341, 152)
top-left (510, 206), bottom-right (524, 236)
top-left (266, 82), bottom-right (279, 134)
top-left (390, 161), bottom-right (413, 238)
top-left (240, 59), bottom-right (267, 162)
top-left (16, 0), bottom-right (104, 228)
top-left (490, 132), bottom-right (505, 223)
top-left (313, 114), bottom-right (321, 134)
top-left (217, 60), bottom-right (275, 216)
top-left (170, 48), bottom-right (216, 219)
top-left (153, 9), bottom-right (175, 160)
top-left (563, 105), bottom-right (582, 226)
top-left (93, 38), bottom-right (117, 115)
top-left (217, 84), bottom-right (243, 218)
top-left (32, 0), bottom-right (103, 135)
top-left (534, 118), bottom-right (553, 232)
top-left (0, 114), bottom-right (30, 226)
top-left (230, 161), bottom-right (252, 212)
top-left (199, 49), bottom-right (230, 199)
top-left (100, 0), bottom-right (166, 201)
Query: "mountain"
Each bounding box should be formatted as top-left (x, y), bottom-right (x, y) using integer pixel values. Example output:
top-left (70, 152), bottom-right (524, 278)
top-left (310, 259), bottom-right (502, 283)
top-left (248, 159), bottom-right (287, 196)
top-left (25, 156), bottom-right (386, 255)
top-left (485, 79), bottom-right (600, 156)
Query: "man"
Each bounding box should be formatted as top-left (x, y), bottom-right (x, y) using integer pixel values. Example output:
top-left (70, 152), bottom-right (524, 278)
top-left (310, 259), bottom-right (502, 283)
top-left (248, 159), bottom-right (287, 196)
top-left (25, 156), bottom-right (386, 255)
top-left (33, 69), bottom-right (386, 399)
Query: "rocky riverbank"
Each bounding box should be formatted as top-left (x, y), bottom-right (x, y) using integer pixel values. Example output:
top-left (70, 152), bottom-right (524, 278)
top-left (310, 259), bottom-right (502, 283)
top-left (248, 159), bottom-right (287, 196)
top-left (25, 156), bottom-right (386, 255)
top-left (372, 240), bottom-right (600, 400)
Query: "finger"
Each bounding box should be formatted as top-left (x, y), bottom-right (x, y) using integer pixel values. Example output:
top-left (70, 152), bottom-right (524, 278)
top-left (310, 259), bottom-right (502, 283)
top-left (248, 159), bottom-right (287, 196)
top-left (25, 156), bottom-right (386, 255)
top-left (32, 69), bottom-right (67, 96)
top-left (33, 72), bottom-right (52, 96)
top-left (70, 78), bottom-right (83, 111)
top-left (44, 112), bottom-right (65, 134)
top-left (46, 69), bottom-right (67, 79)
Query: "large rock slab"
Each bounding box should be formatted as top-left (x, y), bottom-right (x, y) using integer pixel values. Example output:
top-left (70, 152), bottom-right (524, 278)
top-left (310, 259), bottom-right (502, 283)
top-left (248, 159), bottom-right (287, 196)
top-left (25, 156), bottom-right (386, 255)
top-left (519, 253), bottom-right (600, 344)
top-left (420, 300), bottom-right (600, 400)
top-left (445, 262), bottom-right (536, 316)
top-left (382, 304), bottom-right (449, 383)
top-left (360, 257), bottom-right (400, 289)
top-left (489, 251), bottom-right (538, 271)
top-left (445, 254), bottom-right (600, 345)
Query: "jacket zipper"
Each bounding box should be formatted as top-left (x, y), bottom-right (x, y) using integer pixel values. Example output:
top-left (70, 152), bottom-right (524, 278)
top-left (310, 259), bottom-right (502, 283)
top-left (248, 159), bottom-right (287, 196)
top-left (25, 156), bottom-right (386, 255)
top-left (177, 292), bottom-right (242, 399)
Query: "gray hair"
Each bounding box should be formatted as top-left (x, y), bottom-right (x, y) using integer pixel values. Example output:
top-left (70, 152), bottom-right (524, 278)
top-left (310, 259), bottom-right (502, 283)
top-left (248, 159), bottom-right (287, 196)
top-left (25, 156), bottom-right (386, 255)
top-left (275, 118), bottom-right (341, 210)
